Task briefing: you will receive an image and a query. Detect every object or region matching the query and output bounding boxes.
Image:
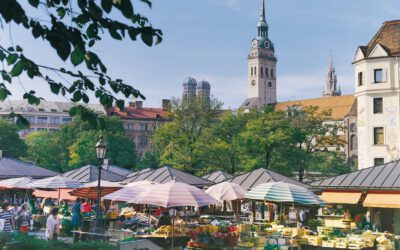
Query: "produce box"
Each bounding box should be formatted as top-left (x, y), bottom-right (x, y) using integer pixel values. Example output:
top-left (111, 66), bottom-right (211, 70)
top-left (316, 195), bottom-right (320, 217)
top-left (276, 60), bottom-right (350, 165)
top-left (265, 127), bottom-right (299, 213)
top-left (305, 236), bottom-right (323, 246)
top-left (322, 240), bottom-right (335, 248)
top-left (348, 242), bottom-right (366, 249)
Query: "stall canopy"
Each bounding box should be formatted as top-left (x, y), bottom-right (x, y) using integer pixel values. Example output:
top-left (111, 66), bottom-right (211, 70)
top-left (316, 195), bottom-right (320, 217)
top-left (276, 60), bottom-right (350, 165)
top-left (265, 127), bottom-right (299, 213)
top-left (311, 160), bottom-right (400, 189)
top-left (228, 168), bottom-right (309, 190)
top-left (62, 165), bottom-right (125, 183)
top-left (363, 193), bottom-right (400, 208)
top-left (69, 180), bottom-right (123, 198)
top-left (101, 162), bottom-right (133, 177)
top-left (319, 191), bottom-right (363, 204)
top-left (124, 166), bottom-right (213, 187)
top-left (202, 171), bottom-right (233, 183)
top-left (0, 156), bottom-right (58, 180)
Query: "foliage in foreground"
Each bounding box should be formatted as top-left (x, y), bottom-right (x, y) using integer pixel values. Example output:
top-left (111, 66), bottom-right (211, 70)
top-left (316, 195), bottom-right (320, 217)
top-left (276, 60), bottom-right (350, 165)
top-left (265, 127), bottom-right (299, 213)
top-left (0, 120), bottom-right (27, 158)
top-left (0, 233), bottom-right (117, 250)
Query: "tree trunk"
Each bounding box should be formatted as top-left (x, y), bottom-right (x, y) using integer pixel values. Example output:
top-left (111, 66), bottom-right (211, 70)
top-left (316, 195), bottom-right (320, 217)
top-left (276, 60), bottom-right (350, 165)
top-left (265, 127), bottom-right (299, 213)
top-left (298, 168), bottom-right (304, 182)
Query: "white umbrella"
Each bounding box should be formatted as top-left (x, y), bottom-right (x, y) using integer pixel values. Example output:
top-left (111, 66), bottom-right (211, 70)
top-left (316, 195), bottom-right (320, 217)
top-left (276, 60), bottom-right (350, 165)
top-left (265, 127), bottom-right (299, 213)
top-left (103, 181), bottom-right (155, 202)
top-left (30, 176), bottom-right (82, 189)
top-left (128, 180), bottom-right (217, 208)
top-left (206, 182), bottom-right (247, 202)
top-left (0, 177), bottom-right (33, 189)
top-left (244, 181), bottom-right (325, 206)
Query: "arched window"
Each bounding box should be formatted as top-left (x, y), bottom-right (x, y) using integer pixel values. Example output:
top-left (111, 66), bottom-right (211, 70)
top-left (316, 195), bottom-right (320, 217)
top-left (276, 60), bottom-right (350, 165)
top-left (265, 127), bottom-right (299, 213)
top-left (254, 67), bottom-right (257, 76)
top-left (261, 67), bottom-right (263, 75)
top-left (271, 68), bottom-right (274, 78)
top-left (251, 67), bottom-right (253, 75)
top-left (266, 67), bottom-right (269, 76)
top-left (350, 134), bottom-right (357, 150)
top-left (350, 123), bottom-right (356, 133)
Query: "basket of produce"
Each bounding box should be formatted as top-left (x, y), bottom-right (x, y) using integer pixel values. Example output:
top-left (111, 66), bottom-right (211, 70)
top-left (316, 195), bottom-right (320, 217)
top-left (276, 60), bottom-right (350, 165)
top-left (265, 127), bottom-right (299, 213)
top-left (153, 225), bottom-right (182, 237)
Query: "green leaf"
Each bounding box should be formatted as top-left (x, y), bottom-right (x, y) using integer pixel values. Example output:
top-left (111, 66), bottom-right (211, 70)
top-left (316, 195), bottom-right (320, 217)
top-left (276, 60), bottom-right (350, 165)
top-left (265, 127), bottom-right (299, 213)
top-left (109, 25), bottom-right (122, 40)
top-left (50, 82), bottom-right (61, 94)
top-left (70, 48), bottom-right (85, 66)
top-left (120, 0), bottom-right (134, 18)
top-left (69, 106), bottom-right (78, 116)
top-left (141, 33), bottom-right (153, 46)
top-left (28, 0), bottom-right (40, 7)
top-left (99, 94), bottom-right (109, 105)
top-left (82, 93), bottom-right (89, 103)
top-left (6, 54), bottom-right (18, 65)
top-left (10, 60), bottom-right (26, 77)
top-left (56, 42), bottom-right (71, 61)
top-left (139, 0), bottom-right (152, 8)
top-left (2, 71), bottom-right (11, 83)
top-left (0, 51), bottom-right (5, 61)
top-left (72, 91), bottom-right (82, 102)
top-left (16, 45), bottom-right (23, 52)
top-left (57, 7), bottom-right (66, 18)
top-left (0, 87), bottom-right (11, 101)
top-left (116, 100), bottom-right (125, 109)
top-left (101, 0), bottom-right (112, 13)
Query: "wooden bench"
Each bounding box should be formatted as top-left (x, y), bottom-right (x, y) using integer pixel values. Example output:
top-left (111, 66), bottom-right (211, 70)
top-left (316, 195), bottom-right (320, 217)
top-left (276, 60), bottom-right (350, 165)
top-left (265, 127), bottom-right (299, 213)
top-left (71, 230), bottom-right (113, 243)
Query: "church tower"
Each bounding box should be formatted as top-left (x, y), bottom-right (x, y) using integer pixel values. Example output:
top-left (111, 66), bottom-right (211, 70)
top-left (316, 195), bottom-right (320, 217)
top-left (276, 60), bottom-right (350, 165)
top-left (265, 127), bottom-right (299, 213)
top-left (323, 53), bottom-right (341, 97)
top-left (241, 0), bottom-right (277, 110)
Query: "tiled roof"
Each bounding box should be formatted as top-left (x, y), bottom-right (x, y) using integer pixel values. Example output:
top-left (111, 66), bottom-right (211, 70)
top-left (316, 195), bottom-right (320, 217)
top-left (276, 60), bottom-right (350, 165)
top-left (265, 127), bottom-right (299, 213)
top-left (275, 95), bottom-right (356, 120)
top-left (62, 165), bottom-right (125, 183)
top-left (124, 166), bottom-right (213, 187)
top-left (0, 100), bottom-right (105, 114)
top-left (126, 168), bottom-right (152, 179)
top-left (106, 106), bottom-right (169, 120)
top-left (311, 160), bottom-right (400, 189)
top-left (227, 168), bottom-right (310, 190)
top-left (202, 171), bottom-right (233, 183)
top-left (0, 157), bottom-right (58, 180)
top-left (366, 20), bottom-right (400, 57)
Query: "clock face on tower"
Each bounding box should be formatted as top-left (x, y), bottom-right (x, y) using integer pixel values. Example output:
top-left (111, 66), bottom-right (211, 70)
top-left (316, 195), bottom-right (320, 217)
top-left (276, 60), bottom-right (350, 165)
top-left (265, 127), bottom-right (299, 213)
top-left (251, 80), bottom-right (256, 86)
top-left (268, 81), bottom-right (273, 88)
top-left (264, 41), bottom-right (270, 48)
top-left (252, 40), bottom-right (258, 48)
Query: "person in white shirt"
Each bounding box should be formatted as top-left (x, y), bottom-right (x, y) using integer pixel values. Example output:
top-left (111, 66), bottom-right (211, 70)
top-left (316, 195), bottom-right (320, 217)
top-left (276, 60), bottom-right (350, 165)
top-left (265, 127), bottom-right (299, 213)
top-left (46, 207), bottom-right (60, 240)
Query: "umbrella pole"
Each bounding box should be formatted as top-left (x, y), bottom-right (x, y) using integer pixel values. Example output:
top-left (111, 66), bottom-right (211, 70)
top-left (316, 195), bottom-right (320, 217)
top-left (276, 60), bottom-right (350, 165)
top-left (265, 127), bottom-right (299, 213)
top-left (58, 189), bottom-right (61, 202)
top-left (171, 215), bottom-right (175, 250)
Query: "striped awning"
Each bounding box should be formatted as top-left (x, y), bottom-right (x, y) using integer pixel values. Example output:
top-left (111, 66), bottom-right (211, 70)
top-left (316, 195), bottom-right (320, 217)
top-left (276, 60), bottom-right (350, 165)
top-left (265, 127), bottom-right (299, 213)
top-left (244, 182), bottom-right (325, 206)
top-left (103, 181), bottom-right (156, 202)
top-left (69, 180), bottom-right (123, 198)
top-left (33, 189), bottom-right (77, 200)
top-left (363, 193), bottom-right (400, 208)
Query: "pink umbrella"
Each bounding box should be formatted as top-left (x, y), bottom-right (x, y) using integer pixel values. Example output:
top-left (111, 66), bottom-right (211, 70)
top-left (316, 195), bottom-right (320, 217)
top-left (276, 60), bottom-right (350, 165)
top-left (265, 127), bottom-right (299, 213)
top-left (128, 180), bottom-right (217, 208)
top-left (206, 182), bottom-right (247, 202)
top-left (103, 181), bottom-right (155, 202)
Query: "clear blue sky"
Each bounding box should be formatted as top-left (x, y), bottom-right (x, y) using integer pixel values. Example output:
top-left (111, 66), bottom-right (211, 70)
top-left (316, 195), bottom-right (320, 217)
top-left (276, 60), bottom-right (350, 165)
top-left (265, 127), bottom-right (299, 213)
top-left (2, 0), bottom-right (400, 109)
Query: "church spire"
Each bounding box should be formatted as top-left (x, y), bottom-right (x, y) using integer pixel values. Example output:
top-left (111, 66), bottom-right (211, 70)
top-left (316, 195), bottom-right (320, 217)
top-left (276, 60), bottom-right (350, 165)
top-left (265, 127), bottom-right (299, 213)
top-left (323, 52), bottom-right (341, 97)
top-left (257, 0), bottom-right (268, 38)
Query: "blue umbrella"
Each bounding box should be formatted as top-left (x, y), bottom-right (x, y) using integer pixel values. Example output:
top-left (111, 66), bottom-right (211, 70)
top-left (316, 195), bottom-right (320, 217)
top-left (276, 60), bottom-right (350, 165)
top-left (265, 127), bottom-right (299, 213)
top-left (244, 182), bottom-right (325, 206)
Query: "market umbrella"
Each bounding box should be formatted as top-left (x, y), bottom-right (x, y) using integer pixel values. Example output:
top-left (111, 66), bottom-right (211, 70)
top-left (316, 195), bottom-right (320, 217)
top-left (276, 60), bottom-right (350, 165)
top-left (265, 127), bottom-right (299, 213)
top-left (103, 181), bottom-right (156, 202)
top-left (206, 182), bottom-right (247, 202)
top-left (0, 177), bottom-right (33, 189)
top-left (128, 180), bottom-right (218, 207)
top-left (30, 176), bottom-right (82, 201)
top-left (69, 180), bottom-right (123, 198)
top-left (129, 180), bottom-right (218, 249)
top-left (244, 181), bottom-right (325, 206)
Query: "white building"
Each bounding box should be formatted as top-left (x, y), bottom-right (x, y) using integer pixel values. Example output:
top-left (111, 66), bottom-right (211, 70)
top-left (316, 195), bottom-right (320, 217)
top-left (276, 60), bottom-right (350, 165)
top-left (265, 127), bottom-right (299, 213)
top-left (0, 100), bottom-right (104, 137)
top-left (241, 0), bottom-right (277, 110)
top-left (354, 20), bottom-right (400, 169)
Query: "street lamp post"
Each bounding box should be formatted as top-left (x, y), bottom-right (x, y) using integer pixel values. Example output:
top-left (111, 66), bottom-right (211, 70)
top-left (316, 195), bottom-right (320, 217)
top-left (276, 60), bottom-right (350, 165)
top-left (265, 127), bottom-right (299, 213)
top-left (94, 135), bottom-right (106, 233)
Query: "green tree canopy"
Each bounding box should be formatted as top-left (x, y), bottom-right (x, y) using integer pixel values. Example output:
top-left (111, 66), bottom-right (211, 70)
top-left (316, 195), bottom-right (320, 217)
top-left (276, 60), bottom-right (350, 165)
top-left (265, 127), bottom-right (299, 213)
top-left (0, 120), bottom-right (27, 158)
top-left (25, 114), bottom-right (136, 172)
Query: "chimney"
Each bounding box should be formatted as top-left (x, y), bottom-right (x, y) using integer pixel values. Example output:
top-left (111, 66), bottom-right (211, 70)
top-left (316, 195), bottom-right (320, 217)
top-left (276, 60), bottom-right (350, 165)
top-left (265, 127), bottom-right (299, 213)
top-left (0, 150), bottom-right (2, 159)
top-left (103, 158), bottom-right (112, 165)
top-left (128, 101), bottom-right (136, 108)
top-left (162, 99), bottom-right (171, 111)
top-left (135, 101), bottom-right (143, 109)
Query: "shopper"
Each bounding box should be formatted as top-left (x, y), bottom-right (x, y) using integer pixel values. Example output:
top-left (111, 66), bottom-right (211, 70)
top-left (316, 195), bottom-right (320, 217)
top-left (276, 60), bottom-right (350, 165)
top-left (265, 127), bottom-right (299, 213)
top-left (71, 198), bottom-right (82, 229)
top-left (157, 211), bottom-right (172, 228)
top-left (17, 204), bottom-right (32, 233)
top-left (46, 207), bottom-right (60, 240)
top-left (0, 202), bottom-right (14, 233)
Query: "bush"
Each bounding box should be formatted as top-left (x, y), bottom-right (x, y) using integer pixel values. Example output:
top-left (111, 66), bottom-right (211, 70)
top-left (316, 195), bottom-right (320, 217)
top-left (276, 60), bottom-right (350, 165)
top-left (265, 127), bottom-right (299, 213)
top-left (0, 233), bottom-right (117, 250)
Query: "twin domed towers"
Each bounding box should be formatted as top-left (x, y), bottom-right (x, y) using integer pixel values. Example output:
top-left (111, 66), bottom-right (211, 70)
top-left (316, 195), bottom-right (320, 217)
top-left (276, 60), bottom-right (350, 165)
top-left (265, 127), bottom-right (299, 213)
top-left (182, 76), bottom-right (211, 104)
